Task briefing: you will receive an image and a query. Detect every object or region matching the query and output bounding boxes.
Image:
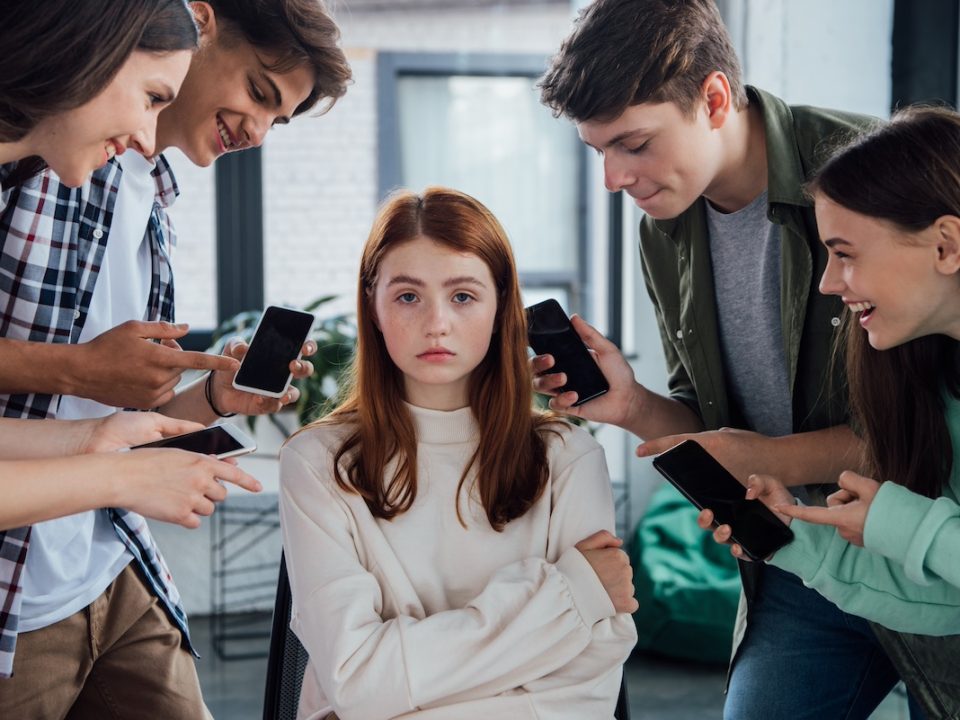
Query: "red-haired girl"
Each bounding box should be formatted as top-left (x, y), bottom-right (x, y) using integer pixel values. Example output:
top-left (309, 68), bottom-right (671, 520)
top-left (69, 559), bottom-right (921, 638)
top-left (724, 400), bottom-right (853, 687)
top-left (280, 187), bottom-right (637, 720)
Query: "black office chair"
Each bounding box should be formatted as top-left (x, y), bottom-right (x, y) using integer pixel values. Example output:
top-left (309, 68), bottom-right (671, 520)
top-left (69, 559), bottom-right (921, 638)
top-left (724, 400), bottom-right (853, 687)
top-left (263, 553), bottom-right (631, 720)
top-left (263, 553), bottom-right (308, 720)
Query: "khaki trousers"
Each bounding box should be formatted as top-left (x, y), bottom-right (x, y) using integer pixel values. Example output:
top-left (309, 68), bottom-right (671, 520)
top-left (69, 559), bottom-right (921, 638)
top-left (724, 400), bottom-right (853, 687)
top-left (0, 563), bottom-right (211, 720)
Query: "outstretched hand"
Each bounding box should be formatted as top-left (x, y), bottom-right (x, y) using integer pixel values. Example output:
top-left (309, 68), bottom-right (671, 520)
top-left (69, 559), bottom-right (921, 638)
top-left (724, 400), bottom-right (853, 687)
top-left (637, 428), bottom-right (770, 485)
top-left (696, 474), bottom-right (794, 561)
top-left (206, 337), bottom-right (318, 417)
top-left (78, 411), bottom-right (205, 454)
top-left (75, 320), bottom-right (238, 409)
top-left (113, 449), bottom-right (261, 528)
top-left (773, 470), bottom-right (880, 547)
top-left (530, 314), bottom-right (641, 426)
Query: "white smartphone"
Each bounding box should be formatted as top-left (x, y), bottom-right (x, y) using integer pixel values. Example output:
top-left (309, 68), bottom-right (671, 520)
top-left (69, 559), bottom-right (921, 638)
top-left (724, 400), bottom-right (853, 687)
top-left (231, 305), bottom-right (315, 398)
top-left (129, 424), bottom-right (256, 460)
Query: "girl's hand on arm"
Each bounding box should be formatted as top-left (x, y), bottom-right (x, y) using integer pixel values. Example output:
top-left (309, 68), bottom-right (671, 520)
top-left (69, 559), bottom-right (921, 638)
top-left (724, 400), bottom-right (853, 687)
top-left (773, 471), bottom-right (880, 547)
top-left (575, 530), bottom-right (638, 614)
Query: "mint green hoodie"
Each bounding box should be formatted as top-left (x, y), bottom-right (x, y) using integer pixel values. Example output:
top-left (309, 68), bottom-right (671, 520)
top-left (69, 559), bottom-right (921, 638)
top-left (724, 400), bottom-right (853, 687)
top-left (770, 394), bottom-right (960, 635)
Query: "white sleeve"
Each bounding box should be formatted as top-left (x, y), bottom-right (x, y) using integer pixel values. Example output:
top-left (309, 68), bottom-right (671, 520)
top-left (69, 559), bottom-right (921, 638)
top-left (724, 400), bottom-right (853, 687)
top-left (279, 439), bottom-right (619, 720)
top-left (525, 430), bottom-right (638, 696)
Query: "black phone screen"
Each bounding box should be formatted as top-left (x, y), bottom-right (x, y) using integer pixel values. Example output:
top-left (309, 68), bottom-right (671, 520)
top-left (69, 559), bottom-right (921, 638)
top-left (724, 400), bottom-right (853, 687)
top-left (525, 299), bottom-right (609, 406)
top-left (234, 307), bottom-right (314, 394)
top-left (131, 426), bottom-right (246, 456)
top-left (652, 440), bottom-right (794, 560)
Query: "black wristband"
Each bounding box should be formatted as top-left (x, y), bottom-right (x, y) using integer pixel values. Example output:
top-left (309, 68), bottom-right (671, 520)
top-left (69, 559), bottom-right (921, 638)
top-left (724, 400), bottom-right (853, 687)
top-left (204, 371), bottom-right (237, 418)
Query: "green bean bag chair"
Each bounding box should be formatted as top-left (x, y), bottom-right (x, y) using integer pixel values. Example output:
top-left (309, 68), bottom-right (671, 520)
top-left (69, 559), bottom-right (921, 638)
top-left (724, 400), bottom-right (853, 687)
top-left (629, 482), bottom-right (741, 663)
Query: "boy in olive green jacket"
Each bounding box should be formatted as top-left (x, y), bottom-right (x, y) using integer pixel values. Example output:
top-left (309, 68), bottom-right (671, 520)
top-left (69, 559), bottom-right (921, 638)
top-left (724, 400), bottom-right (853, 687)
top-left (534, 1), bottom-right (917, 718)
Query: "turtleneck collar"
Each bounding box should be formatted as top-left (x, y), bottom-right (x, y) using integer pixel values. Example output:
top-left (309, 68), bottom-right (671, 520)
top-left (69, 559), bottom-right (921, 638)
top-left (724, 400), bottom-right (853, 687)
top-left (405, 402), bottom-right (479, 445)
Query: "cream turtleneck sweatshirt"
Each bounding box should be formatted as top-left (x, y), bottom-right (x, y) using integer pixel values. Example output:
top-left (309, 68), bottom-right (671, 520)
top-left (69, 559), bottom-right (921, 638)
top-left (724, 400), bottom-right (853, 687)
top-left (279, 403), bottom-right (637, 720)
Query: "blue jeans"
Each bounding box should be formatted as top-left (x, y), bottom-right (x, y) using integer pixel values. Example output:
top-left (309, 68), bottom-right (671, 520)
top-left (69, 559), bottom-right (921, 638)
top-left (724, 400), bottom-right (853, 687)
top-left (725, 565), bottom-right (926, 720)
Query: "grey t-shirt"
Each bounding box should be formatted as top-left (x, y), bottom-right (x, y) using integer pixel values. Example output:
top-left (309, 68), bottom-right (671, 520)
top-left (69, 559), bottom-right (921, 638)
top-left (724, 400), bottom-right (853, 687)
top-left (706, 190), bottom-right (793, 439)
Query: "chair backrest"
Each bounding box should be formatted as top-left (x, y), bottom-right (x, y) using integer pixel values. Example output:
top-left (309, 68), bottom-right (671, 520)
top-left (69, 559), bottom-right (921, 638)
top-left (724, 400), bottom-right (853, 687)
top-left (263, 553), bottom-right (309, 720)
top-left (262, 552), bottom-right (631, 720)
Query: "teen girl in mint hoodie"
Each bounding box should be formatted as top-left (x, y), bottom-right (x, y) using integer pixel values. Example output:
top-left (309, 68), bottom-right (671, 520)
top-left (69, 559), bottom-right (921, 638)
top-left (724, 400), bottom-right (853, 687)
top-left (703, 106), bottom-right (960, 717)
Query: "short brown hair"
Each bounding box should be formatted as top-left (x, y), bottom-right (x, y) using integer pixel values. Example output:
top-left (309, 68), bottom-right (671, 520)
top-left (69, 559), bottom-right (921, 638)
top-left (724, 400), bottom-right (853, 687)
top-left (539, 0), bottom-right (747, 122)
top-left (207, 0), bottom-right (352, 116)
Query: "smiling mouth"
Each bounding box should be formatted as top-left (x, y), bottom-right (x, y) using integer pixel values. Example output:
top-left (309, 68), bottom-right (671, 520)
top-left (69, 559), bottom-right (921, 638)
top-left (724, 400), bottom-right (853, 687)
top-left (847, 301), bottom-right (876, 317)
top-left (216, 115), bottom-right (239, 151)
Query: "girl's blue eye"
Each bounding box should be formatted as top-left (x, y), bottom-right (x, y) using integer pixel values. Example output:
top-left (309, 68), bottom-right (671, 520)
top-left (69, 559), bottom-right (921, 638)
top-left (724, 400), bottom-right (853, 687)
top-left (453, 292), bottom-right (473, 304)
top-left (398, 292), bottom-right (417, 303)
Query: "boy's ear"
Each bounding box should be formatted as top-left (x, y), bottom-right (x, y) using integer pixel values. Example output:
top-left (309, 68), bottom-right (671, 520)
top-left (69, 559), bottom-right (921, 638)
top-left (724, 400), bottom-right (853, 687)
top-left (934, 215), bottom-right (960, 275)
top-left (189, 2), bottom-right (217, 43)
top-left (702, 71), bottom-right (732, 130)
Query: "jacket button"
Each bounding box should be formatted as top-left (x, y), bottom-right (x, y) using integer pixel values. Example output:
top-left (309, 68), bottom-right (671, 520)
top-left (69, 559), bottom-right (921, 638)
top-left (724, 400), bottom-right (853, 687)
top-left (830, 317), bottom-right (841, 327)
top-left (676, 329), bottom-right (683, 339)
top-left (93, 228), bottom-right (104, 239)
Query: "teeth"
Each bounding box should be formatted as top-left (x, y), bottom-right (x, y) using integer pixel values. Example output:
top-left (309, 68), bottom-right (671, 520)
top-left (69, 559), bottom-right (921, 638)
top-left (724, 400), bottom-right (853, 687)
top-left (848, 301), bottom-right (875, 313)
top-left (217, 117), bottom-right (234, 148)
top-left (105, 144), bottom-right (116, 159)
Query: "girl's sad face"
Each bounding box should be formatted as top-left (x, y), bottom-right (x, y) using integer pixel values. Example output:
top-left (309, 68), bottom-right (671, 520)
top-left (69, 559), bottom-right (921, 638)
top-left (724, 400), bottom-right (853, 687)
top-left (371, 236), bottom-right (498, 411)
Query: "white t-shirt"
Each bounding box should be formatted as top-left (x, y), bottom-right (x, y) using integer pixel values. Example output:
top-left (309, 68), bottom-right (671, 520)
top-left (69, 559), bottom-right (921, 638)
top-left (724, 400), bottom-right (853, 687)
top-left (20, 152), bottom-right (157, 631)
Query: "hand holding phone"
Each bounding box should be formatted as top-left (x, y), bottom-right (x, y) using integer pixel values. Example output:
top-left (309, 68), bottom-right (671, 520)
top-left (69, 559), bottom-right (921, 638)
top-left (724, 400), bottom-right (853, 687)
top-left (232, 306), bottom-right (315, 398)
top-left (652, 440), bottom-right (794, 560)
top-left (525, 299), bottom-right (609, 406)
top-left (129, 424), bottom-right (256, 459)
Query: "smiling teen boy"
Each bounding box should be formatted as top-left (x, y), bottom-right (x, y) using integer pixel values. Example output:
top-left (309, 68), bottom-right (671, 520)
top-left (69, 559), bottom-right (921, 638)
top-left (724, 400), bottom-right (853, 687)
top-left (0, 1), bottom-right (351, 717)
top-left (535, 0), bottom-right (915, 718)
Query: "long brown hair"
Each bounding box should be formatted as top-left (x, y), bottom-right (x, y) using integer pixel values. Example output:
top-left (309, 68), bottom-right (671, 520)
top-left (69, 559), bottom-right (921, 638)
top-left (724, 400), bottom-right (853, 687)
top-left (539, 0), bottom-right (747, 122)
top-left (810, 106), bottom-right (960, 498)
top-left (206, 0), bottom-right (351, 116)
top-left (0, 0), bottom-right (198, 142)
top-left (304, 187), bottom-right (558, 530)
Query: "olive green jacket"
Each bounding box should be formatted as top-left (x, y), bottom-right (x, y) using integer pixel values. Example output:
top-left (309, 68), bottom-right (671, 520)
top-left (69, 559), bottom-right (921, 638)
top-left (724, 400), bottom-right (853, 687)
top-left (637, 86), bottom-right (876, 664)
top-left (639, 86), bottom-right (874, 437)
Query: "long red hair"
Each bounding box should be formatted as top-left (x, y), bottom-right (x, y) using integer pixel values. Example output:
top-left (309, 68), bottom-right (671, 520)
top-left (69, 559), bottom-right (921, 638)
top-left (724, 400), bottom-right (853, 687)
top-left (305, 187), bottom-right (558, 530)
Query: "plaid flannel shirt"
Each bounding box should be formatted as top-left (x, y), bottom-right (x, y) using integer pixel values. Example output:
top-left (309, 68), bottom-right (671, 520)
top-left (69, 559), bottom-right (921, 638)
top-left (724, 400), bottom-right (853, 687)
top-left (0, 155), bottom-right (190, 678)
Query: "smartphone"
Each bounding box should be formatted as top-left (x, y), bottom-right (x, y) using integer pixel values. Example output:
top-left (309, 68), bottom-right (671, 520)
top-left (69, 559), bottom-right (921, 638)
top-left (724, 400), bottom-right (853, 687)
top-left (651, 440), bottom-right (794, 561)
top-left (129, 424), bottom-right (256, 460)
top-left (232, 306), bottom-right (315, 398)
top-left (525, 299), bottom-right (609, 406)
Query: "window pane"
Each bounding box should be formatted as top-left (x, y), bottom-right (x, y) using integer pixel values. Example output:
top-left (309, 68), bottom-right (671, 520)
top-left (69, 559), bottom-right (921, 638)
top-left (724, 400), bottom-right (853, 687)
top-left (397, 75), bottom-right (579, 273)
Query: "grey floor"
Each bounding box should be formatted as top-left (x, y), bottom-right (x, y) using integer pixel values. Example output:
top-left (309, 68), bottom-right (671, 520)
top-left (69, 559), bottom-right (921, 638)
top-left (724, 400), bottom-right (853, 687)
top-left (192, 615), bottom-right (911, 720)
